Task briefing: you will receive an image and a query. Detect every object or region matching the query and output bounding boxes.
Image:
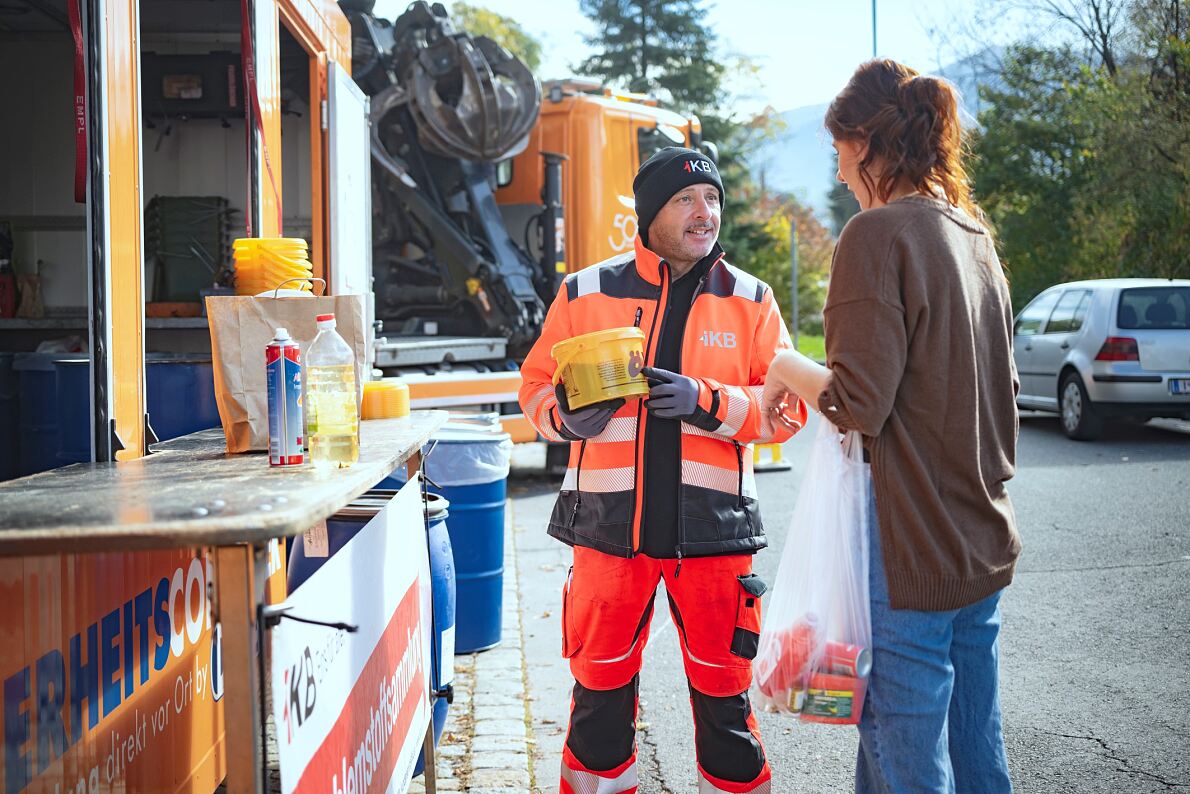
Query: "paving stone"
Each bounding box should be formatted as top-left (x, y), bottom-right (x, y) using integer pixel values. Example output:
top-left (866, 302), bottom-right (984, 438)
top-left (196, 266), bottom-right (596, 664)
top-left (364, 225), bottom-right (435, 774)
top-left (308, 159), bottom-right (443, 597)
top-left (476, 676), bottom-right (527, 698)
top-left (435, 742), bottom-right (467, 758)
top-left (472, 696), bottom-right (525, 712)
top-left (474, 703), bottom-right (527, 722)
top-left (467, 767), bottom-right (534, 788)
top-left (470, 751), bottom-right (530, 771)
top-left (476, 648), bottom-right (523, 666)
top-left (471, 734), bottom-right (531, 753)
top-left (473, 718), bottom-right (527, 737)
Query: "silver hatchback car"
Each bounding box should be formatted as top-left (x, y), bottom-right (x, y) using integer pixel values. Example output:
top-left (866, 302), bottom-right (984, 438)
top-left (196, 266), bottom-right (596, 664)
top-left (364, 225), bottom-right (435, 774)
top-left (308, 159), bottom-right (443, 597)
top-left (1013, 278), bottom-right (1190, 439)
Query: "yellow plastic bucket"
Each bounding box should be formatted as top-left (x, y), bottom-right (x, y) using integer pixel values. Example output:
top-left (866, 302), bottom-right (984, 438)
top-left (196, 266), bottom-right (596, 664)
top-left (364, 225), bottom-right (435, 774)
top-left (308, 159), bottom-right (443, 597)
top-left (551, 327), bottom-right (649, 409)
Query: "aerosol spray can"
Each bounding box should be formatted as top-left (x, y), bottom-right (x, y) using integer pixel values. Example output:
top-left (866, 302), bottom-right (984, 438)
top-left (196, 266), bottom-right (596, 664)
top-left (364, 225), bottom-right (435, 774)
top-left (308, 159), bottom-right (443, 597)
top-left (266, 327), bottom-right (304, 466)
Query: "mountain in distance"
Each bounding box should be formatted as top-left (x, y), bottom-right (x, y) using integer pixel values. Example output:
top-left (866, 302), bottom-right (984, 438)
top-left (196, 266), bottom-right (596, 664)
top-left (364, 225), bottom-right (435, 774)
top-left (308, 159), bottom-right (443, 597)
top-left (749, 49), bottom-right (1004, 224)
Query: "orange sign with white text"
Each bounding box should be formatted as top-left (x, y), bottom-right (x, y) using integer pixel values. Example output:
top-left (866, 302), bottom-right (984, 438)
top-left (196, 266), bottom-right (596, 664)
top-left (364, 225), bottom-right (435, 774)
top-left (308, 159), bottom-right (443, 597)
top-left (0, 549), bottom-right (226, 793)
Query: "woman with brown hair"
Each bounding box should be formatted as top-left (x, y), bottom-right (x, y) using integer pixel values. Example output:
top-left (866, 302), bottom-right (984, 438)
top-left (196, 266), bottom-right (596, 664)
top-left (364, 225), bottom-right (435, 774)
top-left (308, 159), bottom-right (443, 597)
top-left (762, 59), bottom-right (1020, 792)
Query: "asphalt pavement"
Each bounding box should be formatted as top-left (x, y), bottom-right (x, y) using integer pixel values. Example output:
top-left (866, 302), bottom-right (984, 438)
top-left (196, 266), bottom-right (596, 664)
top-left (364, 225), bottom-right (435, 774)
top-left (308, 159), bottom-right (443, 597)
top-left (509, 412), bottom-right (1190, 793)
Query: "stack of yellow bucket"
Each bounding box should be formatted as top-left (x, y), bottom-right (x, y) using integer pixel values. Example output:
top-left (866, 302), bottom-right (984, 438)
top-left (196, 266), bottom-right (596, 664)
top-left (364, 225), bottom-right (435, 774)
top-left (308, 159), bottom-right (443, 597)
top-left (362, 379), bottom-right (411, 419)
top-left (233, 238), bottom-right (313, 295)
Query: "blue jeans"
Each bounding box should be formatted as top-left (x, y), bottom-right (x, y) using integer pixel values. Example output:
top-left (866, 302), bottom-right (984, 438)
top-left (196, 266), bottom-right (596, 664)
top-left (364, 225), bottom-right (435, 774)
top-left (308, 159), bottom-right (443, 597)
top-left (856, 490), bottom-right (1013, 794)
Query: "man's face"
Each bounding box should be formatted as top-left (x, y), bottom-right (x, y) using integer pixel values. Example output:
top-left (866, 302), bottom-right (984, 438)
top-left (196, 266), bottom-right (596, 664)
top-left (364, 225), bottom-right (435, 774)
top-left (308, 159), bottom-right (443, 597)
top-left (646, 183), bottom-right (721, 268)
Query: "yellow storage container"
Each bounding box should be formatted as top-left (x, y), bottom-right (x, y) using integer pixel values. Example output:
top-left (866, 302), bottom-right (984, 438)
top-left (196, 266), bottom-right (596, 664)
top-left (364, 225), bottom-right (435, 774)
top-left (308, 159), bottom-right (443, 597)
top-left (551, 327), bottom-right (649, 409)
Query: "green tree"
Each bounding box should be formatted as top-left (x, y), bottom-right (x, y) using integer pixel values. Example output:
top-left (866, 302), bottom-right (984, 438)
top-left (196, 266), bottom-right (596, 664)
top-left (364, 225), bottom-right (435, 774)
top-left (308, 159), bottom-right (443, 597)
top-left (576, 0), bottom-right (724, 110)
top-left (972, 45), bottom-right (1094, 306)
top-left (973, 19), bottom-right (1188, 309)
top-left (450, 2), bottom-right (543, 71)
top-left (745, 198), bottom-right (834, 337)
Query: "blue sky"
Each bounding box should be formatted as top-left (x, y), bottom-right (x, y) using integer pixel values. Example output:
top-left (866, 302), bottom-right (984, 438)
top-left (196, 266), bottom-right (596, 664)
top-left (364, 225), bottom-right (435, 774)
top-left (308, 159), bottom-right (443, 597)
top-left (371, 0), bottom-right (995, 114)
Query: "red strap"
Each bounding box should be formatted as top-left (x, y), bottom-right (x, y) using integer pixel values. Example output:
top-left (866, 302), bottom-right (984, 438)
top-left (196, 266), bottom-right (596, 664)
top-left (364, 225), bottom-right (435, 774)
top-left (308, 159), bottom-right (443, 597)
top-left (239, 0), bottom-right (283, 236)
top-left (68, 0), bottom-right (86, 204)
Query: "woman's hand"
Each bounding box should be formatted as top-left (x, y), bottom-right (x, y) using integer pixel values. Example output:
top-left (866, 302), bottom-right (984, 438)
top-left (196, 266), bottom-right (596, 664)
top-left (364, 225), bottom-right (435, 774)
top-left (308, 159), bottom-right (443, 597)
top-left (760, 349), bottom-right (833, 436)
top-left (760, 352), bottom-right (805, 437)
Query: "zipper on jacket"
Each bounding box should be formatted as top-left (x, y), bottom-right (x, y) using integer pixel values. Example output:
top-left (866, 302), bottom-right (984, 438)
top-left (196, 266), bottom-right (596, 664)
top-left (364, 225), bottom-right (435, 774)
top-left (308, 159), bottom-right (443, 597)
top-left (733, 441), bottom-right (745, 508)
top-left (671, 271), bottom-right (710, 566)
top-left (629, 262), bottom-right (669, 554)
top-left (569, 440), bottom-right (588, 528)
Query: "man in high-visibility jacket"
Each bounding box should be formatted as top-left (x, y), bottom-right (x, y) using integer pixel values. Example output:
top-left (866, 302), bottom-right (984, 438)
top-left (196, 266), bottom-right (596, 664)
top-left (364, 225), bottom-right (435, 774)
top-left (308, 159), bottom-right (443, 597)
top-left (519, 146), bottom-right (808, 793)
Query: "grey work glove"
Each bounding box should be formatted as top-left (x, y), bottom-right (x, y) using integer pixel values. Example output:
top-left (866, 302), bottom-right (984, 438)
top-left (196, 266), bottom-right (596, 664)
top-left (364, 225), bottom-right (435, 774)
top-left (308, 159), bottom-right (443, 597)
top-left (642, 367), bottom-right (701, 420)
top-left (553, 383), bottom-right (623, 440)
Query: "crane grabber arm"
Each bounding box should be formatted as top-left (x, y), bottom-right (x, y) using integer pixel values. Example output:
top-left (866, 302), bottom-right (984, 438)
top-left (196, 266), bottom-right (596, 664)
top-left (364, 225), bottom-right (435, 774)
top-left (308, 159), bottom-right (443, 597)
top-left (340, 0), bottom-right (550, 357)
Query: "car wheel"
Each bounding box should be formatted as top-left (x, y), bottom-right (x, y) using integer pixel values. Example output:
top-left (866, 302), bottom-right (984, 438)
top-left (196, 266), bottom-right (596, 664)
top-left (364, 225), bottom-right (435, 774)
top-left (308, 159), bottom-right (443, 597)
top-left (1060, 372), bottom-right (1103, 440)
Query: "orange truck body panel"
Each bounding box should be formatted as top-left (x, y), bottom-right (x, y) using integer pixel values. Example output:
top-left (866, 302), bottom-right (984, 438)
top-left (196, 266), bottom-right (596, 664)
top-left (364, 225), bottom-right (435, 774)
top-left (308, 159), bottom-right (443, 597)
top-left (497, 91), bottom-right (698, 276)
top-left (106, 0), bottom-right (146, 462)
top-left (0, 550), bottom-right (228, 793)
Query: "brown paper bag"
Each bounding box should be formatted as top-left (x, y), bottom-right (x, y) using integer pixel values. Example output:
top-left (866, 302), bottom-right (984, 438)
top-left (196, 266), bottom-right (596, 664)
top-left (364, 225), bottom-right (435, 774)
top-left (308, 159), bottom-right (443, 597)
top-left (206, 293), bottom-right (368, 452)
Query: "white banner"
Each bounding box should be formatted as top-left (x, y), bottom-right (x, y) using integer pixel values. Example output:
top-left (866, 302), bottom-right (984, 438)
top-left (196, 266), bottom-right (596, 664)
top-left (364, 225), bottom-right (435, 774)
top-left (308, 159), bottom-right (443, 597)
top-left (270, 477), bottom-right (432, 794)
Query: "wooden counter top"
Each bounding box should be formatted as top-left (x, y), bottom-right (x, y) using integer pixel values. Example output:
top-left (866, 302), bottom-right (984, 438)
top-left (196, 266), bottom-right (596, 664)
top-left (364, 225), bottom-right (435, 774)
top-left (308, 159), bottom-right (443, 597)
top-left (0, 411), bottom-right (448, 556)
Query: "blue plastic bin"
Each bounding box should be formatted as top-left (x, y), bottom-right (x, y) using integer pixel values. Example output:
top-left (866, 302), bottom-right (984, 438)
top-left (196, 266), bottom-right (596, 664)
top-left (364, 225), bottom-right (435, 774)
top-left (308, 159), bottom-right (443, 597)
top-left (145, 357), bottom-right (220, 441)
top-left (377, 425), bottom-right (513, 653)
top-left (13, 353), bottom-right (63, 474)
top-left (37, 355), bottom-right (221, 469)
top-left (0, 353), bottom-right (19, 481)
top-left (53, 358), bottom-right (91, 464)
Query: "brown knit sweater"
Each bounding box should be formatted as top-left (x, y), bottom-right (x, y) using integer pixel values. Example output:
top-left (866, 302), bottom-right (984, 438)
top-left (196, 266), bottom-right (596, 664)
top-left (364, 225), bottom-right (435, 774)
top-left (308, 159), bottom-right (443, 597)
top-left (818, 195), bottom-right (1021, 611)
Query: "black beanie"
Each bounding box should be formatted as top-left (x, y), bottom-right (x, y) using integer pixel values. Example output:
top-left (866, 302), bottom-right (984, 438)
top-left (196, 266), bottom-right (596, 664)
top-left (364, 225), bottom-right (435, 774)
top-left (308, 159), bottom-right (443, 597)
top-left (633, 146), bottom-right (724, 247)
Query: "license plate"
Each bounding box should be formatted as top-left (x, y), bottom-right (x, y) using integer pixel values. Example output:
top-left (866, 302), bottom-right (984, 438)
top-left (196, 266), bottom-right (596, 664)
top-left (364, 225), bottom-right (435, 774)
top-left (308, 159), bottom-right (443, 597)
top-left (1171, 378), bottom-right (1190, 395)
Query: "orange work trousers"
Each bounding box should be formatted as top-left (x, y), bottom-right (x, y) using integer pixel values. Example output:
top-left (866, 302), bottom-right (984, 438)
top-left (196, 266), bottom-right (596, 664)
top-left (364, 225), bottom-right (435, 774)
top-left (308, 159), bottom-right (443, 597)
top-left (559, 546), bottom-right (772, 793)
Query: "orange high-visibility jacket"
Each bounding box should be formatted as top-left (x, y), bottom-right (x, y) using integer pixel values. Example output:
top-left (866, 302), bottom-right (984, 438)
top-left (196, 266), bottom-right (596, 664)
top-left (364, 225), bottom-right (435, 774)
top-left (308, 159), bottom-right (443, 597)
top-left (519, 236), bottom-right (808, 559)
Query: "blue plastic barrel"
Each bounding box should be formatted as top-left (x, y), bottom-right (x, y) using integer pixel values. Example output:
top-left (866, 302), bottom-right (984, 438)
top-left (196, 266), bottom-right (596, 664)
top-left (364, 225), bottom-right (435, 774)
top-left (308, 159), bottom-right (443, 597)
top-left (13, 353), bottom-right (62, 474)
top-left (415, 494), bottom-right (455, 777)
top-left (286, 507), bottom-right (367, 591)
top-left (437, 475), bottom-right (506, 652)
top-left (378, 426), bottom-right (512, 653)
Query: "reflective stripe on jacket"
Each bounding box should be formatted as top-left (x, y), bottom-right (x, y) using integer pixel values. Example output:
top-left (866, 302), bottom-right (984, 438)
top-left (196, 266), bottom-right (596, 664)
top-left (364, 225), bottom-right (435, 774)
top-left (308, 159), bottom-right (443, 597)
top-left (519, 235), bottom-right (809, 559)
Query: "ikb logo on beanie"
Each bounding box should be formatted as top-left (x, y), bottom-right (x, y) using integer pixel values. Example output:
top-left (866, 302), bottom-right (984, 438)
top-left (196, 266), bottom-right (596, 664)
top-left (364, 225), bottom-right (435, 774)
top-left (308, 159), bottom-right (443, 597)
top-left (633, 147), bottom-right (724, 247)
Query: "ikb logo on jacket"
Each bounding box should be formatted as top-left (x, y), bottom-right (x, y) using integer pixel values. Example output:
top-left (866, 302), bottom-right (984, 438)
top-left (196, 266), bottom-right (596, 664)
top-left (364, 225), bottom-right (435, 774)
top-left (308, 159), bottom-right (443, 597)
top-left (699, 330), bottom-right (737, 349)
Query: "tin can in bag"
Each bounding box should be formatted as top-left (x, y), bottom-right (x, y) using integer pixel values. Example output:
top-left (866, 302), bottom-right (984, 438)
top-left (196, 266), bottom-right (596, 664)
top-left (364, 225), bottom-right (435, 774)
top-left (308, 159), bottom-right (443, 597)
top-left (822, 641), bottom-right (872, 678)
top-left (266, 327), bottom-right (304, 466)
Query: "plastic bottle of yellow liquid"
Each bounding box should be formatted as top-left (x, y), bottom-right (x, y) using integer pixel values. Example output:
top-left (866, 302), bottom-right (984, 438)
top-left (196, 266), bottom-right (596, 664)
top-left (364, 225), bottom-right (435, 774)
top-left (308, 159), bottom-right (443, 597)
top-left (305, 312), bottom-right (359, 469)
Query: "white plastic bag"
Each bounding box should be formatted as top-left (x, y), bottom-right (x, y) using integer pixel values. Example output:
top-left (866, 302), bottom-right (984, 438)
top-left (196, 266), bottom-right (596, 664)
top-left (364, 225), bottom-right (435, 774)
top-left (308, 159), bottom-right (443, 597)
top-left (753, 418), bottom-right (872, 724)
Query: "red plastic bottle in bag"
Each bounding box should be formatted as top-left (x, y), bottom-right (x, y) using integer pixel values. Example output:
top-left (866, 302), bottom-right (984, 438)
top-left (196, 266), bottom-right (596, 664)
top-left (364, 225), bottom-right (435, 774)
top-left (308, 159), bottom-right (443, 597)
top-left (757, 614), bottom-right (819, 704)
